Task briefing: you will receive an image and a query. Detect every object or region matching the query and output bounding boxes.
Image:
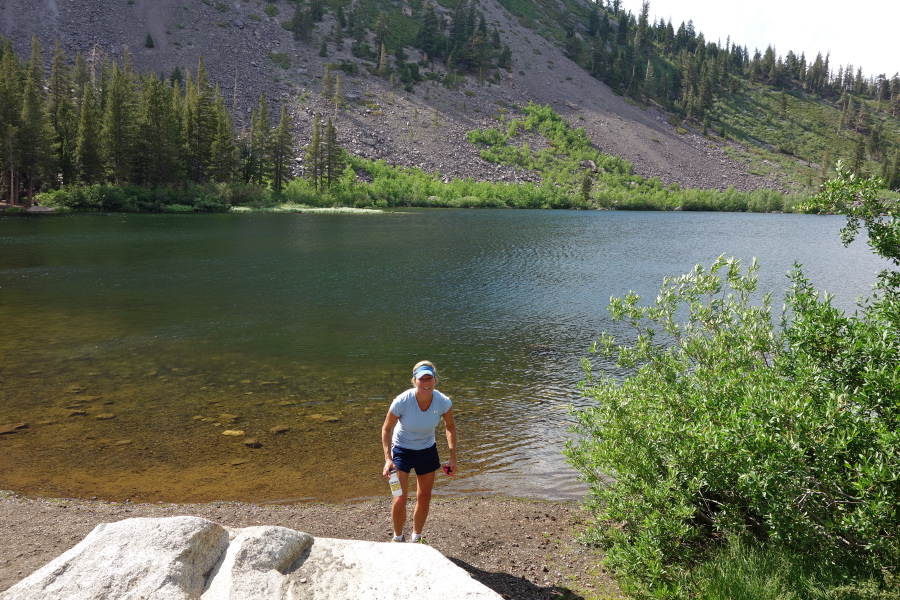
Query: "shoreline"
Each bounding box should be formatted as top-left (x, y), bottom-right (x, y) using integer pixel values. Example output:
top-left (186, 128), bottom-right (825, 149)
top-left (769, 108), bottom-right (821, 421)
top-left (0, 491), bottom-right (621, 599)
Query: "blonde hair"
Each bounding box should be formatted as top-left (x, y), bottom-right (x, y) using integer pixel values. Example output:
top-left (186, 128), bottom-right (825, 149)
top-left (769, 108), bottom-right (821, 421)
top-left (411, 360), bottom-right (439, 386)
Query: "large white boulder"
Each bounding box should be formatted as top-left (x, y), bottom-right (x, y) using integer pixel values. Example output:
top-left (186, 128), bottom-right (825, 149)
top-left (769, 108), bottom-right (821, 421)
top-left (1, 517), bottom-right (502, 600)
top-left (2, 516), bottom-right (229, 600)
top-left (288, 538), bottom-right (502, 600)
top-left (201, 526), bottom-right (312, 600)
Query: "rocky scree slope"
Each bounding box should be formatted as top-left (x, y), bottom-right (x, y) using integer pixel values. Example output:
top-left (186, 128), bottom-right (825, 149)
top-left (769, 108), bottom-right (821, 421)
top-left (1, 0), bottom-right (781, 191)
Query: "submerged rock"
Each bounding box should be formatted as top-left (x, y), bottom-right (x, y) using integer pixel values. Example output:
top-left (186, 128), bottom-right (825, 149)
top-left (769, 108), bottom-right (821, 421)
top-left (222, 430), bottom-right (245, 436)
top-left (0, 422), bottom-right (28, 435)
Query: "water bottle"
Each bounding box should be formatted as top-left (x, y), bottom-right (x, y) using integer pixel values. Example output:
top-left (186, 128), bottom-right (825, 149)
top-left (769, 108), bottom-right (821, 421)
top-left (388, 469), bottom-right (402, 497)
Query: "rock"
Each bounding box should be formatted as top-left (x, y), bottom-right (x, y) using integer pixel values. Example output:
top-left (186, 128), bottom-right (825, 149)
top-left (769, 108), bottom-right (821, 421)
top-left (202, 526), bottom-right (311, 599)
top-left (116, 439), bottom-right (133, 446)
top-left (269, 425), bottom-right (290, 435)
top-left (0, 422), bottom-right (28, 435)
top-left (68, 411), bottom-right (87, 417)
top-left (276, 401), bottom-right (295, 407)
top-left (2, 516), bottom-right (228, 600)
top-left (3, 517), bottom-right (502, 600)
top-left (95, 413), bottom-right (115, 420)
top-left (243, 438), bottom-right (262, 448)
top-left (219, 413), bottom-right (240, 422)
top-left (230, 458), bottom-right (250, 466)
top-left (222, 430), bottom-right (245, 436)
top-left (308, 414), bottom-right (340, 423)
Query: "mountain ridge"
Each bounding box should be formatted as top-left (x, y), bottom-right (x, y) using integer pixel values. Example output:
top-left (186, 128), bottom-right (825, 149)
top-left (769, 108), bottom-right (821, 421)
top-left (1, 0), bottom-right (783, 192)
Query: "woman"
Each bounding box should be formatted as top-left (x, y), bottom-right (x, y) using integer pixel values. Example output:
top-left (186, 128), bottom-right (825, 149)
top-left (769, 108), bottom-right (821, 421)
top-left (382, 360), bottom-right (457, 543)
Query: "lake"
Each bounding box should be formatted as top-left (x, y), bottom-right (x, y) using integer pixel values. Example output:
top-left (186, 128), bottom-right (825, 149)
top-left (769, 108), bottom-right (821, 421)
top-left (0, 209), bottom-right (889, 504)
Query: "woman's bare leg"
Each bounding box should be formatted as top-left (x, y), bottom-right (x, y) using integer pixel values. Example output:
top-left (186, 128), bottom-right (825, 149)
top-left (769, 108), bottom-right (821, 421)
top-left (412, 470), bottom-right (436, 535)
top-left (391, 470), bottom-right (410, 537)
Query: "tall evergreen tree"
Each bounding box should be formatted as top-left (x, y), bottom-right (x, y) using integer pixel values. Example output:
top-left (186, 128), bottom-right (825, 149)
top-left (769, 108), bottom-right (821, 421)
top-left (270, 105), bottom-right (293, 193)
top-left (49, 41), bottom-right (79, 186)
top-left (322, 65), bottom-right (334, 99)
top-left (418, 2), bottom-right (442, 59)
top-left (183, 58), bottom-right (218, 183)
top-left (102, 59), bottom-right (138, 183)
top-left (247, 94), bottom-right (271, 185)
top-left (323, 116), bottom-right (344, 189)
top-left (18, 37), bottom-right (54, 203)
top-left (377, 43), bottom-right (390, 77)
top-left (209, 93), bottom-right (236, 184)
top-left (0, 41), bottom-right (23, 204)
top-left (304, 112), bottom-right (323, 190)
top-left (135, 73), bottom-right (184, 186)
top-left (76, 84), bottom-right (104, 184)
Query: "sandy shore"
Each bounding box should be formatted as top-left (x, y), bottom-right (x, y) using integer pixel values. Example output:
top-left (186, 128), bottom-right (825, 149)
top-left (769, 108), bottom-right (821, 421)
top-left (0, 491), bottom-right (621, 599)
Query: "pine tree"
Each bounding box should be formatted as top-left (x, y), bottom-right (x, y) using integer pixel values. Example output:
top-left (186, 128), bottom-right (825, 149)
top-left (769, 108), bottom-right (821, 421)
top-left (18, 37), bottom-right (54, 204)
top-left (0, 41), bottom-right (23, 204)
top-left (323, 116), bottom-right (344, 189)
top-left (48, 41), bottom-right (79, 186)
top-left (292, 4), bottom-right (313, 42)
top-left (333, 74), bottom-right (344, 106)
top-left (135, 73), bottom-right (183, 187)
top-left (374, 13), bottom-right (390, 51)
top-left (304, 112), bottom-right (323, 190)
top-left (322, 65), bottom-right (334, 99)
top-left (209, 93), bottom-right (236, 184)
top-left (377, 43), bottom-right (390, 77)
top-left (418, 2), bottom-right (442, 59)
top-left (102, 59), bottom-right (138, 183)
top-left (270, 105), bottom-right (294, 193)
top-left (183, 58), bottom-right (218, 183)
top-left (248, 94), bottom-right (272, 185)
top-left (76, 84), bottom-right (104, 184)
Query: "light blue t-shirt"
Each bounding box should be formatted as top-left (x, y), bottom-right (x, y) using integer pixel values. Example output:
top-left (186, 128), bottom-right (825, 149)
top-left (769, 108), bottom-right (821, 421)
top-left (390, 388), bottom-right (452, 450)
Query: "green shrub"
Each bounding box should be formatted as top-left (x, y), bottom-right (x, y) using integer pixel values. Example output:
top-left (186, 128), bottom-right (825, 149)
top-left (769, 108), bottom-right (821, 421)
top-left (567, 255), bottom-right (900, 597)
top-left (567, 169), bottom-right (900, 598)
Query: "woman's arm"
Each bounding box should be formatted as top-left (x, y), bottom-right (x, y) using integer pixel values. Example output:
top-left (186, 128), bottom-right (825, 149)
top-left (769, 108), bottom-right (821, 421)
top-left (442, 408), bottom-right (457, 474)
top-left (381, 410), bottom-right (400, 477)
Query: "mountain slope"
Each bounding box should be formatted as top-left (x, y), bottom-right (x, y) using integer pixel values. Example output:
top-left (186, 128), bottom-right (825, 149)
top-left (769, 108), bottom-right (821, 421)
top-left (1, 0), bottom-right (780, 192)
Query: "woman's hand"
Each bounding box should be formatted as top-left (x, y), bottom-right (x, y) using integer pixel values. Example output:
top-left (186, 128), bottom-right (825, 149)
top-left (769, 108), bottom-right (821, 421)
top-left (444, 459), bottom-right (458, 476)
top-left (383, 459), bottom-right (396, 478)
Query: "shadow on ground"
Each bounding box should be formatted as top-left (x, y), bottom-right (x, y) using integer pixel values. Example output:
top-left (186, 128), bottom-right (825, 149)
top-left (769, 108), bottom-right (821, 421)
top-left (449, 557), bottom-right (586, 600)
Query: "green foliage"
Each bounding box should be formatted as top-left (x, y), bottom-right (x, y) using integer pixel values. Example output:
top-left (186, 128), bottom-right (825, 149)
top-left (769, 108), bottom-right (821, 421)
top-left (36, 183), bottom-right (231, 212)
top-left (264, 4), bottom-right (278, 17)
top-left (805, 160), bottom-right (900, 290)
top-left (567, 168), bottom-right (900, 598)
top-left (567, 254), bottom-right (900, 598)
top-left (467, 102), bottom-right (802, 212)
top-left (266, 52), bottom-right (291, 69)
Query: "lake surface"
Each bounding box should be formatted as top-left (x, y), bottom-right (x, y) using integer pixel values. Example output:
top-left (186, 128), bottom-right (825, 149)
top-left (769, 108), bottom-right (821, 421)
top-left (0, 209), bottom-right (889, 504)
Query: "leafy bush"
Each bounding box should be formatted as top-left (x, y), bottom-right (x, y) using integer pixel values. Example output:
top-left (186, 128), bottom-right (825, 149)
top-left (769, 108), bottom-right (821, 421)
top-left (566, 168), bottom-right (900, 598)
top-left (567, 256), bottom-right (900, 598)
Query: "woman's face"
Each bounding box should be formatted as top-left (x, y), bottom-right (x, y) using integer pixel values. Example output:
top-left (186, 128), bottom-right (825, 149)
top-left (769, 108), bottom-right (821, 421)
top-left (414, 374), bottom-right (435, 394)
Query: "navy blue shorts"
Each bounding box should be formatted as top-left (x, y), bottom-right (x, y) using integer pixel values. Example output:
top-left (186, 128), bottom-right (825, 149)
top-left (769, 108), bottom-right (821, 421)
top-left (392, 443), bottom-right (440, 475)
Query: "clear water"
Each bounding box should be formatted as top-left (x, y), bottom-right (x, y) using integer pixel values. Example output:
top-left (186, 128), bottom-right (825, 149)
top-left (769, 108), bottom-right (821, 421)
top-left (0, 210), bottom-right (889, 503)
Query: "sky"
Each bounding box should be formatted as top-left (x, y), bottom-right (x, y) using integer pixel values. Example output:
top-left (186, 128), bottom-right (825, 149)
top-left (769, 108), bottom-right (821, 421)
top-left (626, 0), bottom-right (899, 79)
